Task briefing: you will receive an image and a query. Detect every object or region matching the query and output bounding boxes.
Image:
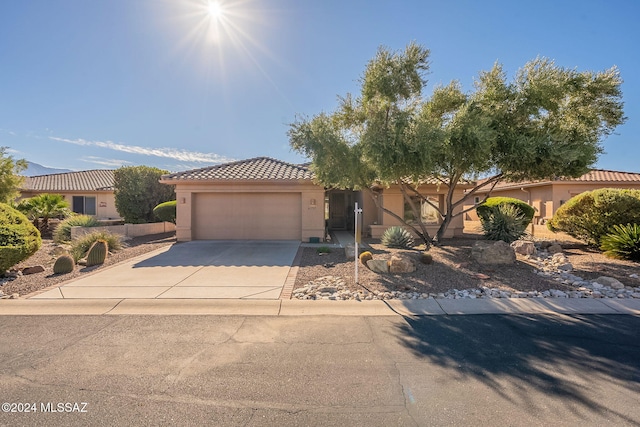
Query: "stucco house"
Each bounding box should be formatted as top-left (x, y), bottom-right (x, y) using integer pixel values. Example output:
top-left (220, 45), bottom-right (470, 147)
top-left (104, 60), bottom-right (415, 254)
top-left (465, 169), bottom-right (640, 224)
top-left (19, 170), bottom-right (121, 220)
top-left (160, 157), bottom-right (469, 242)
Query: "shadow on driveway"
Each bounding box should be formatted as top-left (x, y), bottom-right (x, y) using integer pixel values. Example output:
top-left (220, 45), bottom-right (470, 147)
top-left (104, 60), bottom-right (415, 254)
top-left (132, 240), bottom-right (301, 268)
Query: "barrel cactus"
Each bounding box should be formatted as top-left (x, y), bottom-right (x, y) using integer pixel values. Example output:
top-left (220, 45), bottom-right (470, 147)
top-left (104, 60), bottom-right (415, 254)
top-left (381, 226), bottom-right (414, 249)
top-left (53, 254), bottom-right (75, 274)
top-left (419, 251), bottom-right (433, 264)
top-left (86, 239), bottom-right (108, 266)
top-left (359, 251), bottom-right (373, 265)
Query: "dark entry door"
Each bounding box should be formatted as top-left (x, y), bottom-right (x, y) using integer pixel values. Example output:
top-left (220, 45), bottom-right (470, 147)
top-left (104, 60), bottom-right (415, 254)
top-left (329, 192), bottom-right (346, 230)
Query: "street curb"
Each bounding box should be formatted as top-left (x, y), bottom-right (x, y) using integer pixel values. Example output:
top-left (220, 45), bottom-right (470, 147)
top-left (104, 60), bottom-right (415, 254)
top-left (1, 298), bottom-right (639, 316)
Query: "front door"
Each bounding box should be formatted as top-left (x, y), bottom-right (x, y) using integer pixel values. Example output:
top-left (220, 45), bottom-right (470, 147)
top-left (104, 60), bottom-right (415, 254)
top-left (329, 192), bottom-right (346, 230)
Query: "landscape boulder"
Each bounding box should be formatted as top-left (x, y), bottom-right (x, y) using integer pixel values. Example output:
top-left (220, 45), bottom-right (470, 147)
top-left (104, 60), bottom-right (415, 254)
top-left (594, 276), bottom-right (625, 290)
top-left (388, 255), bottom-right (416, 273)
top-left (511, 240), bottom-right (535, 255)
top-left (366, 259), bottom-right (389, 274)
top-left (547, 243), bottom-right (563, 254)
top-left (21, 265), bottom-right (45, 275)
top-left (471, 241), bottom-right (516, 265)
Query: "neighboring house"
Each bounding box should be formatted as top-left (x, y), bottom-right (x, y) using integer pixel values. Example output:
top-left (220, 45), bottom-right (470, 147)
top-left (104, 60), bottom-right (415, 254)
top-left (19, 170), bottom-right (121, 220)
top-left (160, 157), bottom-right (469, 242)
top-left (464, 169), bottom-right (640, 224)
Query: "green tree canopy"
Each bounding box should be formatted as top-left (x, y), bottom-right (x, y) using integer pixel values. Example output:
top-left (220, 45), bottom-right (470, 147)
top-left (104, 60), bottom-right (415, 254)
top-left (289, 42), bottom-right (625, 244)
top-left (114, 166), bottom-right (175, 224)
top-left (0, 147), bottom-right (27, 204)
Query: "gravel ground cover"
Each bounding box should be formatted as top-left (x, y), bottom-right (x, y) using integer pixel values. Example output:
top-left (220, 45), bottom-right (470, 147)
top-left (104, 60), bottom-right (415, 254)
top-left (293, 236), bottom-right (640, 300)
top-left (0, 232), bottom-right (176, 298)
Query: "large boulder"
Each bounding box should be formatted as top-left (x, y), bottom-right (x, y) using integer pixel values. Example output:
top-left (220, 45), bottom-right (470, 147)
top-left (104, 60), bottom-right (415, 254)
top-left (388, 255), bottom-right (416, 273)
top-left (511, 240), bottom-right (535, 255)
top-left (471, 241), bottom-right (516, 265)
top-left (594, 276), bottom-right (625, 290)
top-left (366, 259), bottom-right (389, 274)
top-left (547, 243), bottom-right (563, 254)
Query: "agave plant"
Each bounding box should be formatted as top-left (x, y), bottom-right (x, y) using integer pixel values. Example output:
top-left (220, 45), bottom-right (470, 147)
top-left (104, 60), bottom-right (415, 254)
top-left (381, 226), bottom-right (415, 248)
top-left (480, 204), bottom-right (528, 243)
top-left (600, 223), bottom-right (640, 261)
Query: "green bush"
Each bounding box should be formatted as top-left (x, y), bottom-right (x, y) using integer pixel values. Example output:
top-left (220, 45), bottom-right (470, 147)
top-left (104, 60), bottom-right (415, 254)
top-left (381, 226), bottom-right (415, 248)
top-left (0, 203), bottom-right (42, 274)
top-left (53, 215), bottom-right (99, 243)
top-left (547, 188), bottom-right (640, 246)
top-left (600, 224), bottom-right (640, 261)
top-left (476, 197), bottom-right (535, 224)
top-left (480, 204), bottom-right (528, 243)
top-left (153, 200), bottom-right (176, 223)
top-left (70, 231), bottom-right (122, 262)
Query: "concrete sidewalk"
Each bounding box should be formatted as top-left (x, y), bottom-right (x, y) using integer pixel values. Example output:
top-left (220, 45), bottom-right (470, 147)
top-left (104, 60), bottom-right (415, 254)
top-left (1, 297), bottom-right (639, 316)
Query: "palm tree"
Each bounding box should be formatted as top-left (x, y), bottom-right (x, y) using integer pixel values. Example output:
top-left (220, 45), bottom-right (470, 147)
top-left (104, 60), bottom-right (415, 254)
top-left (17, 193), bottom-right (71, 233)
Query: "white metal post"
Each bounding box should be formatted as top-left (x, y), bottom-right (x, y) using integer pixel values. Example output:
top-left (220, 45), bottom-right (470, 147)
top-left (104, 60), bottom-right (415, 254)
top-left (354, 202), bottom-right (362, 284)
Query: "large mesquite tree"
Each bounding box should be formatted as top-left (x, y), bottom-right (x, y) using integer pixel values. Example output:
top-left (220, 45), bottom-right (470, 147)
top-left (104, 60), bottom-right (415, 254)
top-left (289, 42), bottom-right (625, 245)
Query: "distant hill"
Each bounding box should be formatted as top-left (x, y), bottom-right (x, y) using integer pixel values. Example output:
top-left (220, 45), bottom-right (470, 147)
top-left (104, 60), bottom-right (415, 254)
top-left (23, 161), bottom-right (73, 177)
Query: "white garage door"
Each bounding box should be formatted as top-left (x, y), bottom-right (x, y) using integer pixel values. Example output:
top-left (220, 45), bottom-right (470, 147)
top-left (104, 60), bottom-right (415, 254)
top-left (192, 193), bottom-right (302, 240)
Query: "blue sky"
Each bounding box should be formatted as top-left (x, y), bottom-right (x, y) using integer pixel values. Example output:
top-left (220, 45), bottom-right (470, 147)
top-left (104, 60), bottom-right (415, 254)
top-left (1, 0), bottom-right (638, 173)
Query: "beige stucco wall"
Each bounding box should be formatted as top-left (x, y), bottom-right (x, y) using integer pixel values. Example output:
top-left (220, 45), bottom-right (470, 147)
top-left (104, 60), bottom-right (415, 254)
top-left (19, 190), bottom-right (121, 220)
top-left (167, 180), bottom-right (325, 242)
top-left (368, 185), bottom-right (467, 239)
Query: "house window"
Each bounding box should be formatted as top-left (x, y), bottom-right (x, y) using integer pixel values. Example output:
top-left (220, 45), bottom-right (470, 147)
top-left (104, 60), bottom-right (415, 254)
top-left (474, 196), bottom-right (481, 204)
top-left (72, 196), bottom-right (96, 215)
top-left (403, 196), bottom-right (439, 224)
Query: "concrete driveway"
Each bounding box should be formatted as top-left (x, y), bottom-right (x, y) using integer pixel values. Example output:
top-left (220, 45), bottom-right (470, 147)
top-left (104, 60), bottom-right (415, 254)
top-left (31, 240), bottom-right (300, 300)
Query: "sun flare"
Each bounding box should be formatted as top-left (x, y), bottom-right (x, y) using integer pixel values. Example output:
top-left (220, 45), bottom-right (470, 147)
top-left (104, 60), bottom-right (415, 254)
top-left (207, 1), bottom-right (224, 20)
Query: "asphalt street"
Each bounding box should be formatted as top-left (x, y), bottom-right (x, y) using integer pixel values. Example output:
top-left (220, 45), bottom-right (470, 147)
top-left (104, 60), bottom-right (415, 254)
top-left (1, 314), bottom-right (639, 426)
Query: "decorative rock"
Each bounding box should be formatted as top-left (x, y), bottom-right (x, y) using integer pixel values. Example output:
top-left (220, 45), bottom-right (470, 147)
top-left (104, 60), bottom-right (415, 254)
top-left (511, 240), bottom-right (535, 255)
top-left (471, 241), bottom-right (516, 265)
top-left (366, 259), bottom-right (389, 274)
top-left (547, 244), bottom-right (563, 254)
top-left (595, 276), bottom-right (625, 290)
top-left (388, 255), bottom-right (416, 273)
top-left (557, 263), bottom-right (573, 272)
top-left (344, 244), bottom-right (356, 260)
top-left (21, 265), bottom-right (45, 275)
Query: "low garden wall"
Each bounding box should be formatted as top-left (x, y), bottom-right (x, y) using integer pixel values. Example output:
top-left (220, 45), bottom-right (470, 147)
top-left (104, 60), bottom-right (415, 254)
top-left (70, 222), bottom-right (176, 240)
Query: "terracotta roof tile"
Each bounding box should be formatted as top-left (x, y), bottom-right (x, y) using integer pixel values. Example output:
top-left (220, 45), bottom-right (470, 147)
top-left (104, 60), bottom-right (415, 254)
top-left (162, 157), bottom-right (314, 181)
top-left (483, 169), bottom-right (640, 191)
top-left (22, 170), bottom-right (115, 192)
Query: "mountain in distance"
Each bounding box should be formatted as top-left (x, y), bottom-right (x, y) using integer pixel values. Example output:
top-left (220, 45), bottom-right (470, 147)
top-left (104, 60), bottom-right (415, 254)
top-left (22, 161), bottom-right (73, 177)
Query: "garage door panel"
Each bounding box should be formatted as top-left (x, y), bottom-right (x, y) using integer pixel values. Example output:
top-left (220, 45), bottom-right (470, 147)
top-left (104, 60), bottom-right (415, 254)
top-left (193, 193), bottom-right (301, 240)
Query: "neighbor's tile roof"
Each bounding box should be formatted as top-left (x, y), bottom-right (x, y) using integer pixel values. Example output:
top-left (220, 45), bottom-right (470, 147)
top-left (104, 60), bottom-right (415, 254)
top-left (162, 157), bottom-right (314, 181)
top-left (22, 170), bottom-right (115, 192)
top-left (482, 169), bottom-right (640, 192)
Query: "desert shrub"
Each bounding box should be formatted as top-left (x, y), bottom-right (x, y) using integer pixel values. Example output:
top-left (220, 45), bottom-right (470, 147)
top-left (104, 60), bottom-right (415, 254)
top-left (476, 197), bottom-right (535, 225)
top-left (381, 226), bottom-right (414, 248)
top-left (359, 251), bottom-right (373, 265)
top-left (316, 246), bottom-right (331, 254)
top-left (600, 223), bottom-right (640, 261)
top-left (547, 188), bottom-right (640, 246)
top-left (480, 204), bottom-right (528, 243)
top-left (0, 203), bottom-right (42, 274)
top-left (53, 215), bottom-right (99, 243)
top-left (153, 200), bottom-right (176, 223)
top-left (70, 231), bottom-right (122, 262)
top-left (419, 251), bottom-right (433, 264)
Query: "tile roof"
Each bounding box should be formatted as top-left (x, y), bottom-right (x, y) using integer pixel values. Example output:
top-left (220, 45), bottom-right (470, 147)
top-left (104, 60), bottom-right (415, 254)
top-left (161, 157), bottom-right (315, 182)
top-left (483, 169), bottom-right (640, 191)
top-left (21, 170), bottom-right (115, 192)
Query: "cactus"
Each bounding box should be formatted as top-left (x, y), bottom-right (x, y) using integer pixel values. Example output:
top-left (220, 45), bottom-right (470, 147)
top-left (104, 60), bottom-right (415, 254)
top-left (86, 239), bottom-right (108, 266)
top-left (53, 254), bottom-right (75, 274)
top-left (381, 226), bottom-right (415, 249)
top-left (359, 251), bottom-right (373, 265)
top-left (419, 251), bottom-right (433, 264)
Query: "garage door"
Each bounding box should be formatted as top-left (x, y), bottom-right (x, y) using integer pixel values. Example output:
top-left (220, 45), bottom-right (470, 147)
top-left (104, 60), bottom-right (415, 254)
top-left (192, 193), bottom-right (302, 240)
